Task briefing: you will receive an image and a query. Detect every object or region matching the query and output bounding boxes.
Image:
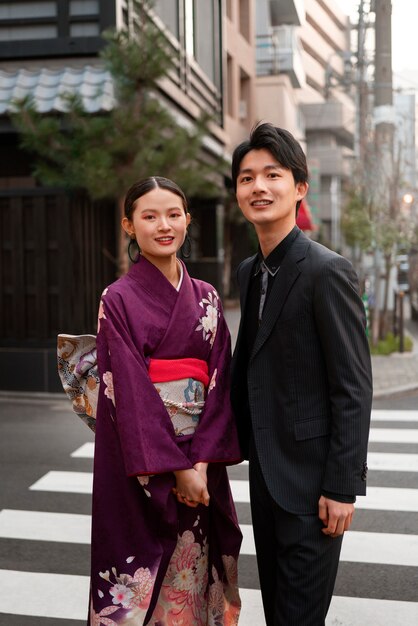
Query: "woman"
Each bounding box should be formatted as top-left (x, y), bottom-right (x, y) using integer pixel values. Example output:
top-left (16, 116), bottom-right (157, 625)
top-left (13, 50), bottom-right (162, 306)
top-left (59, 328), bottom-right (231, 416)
top-left (71, 177), bottom-right (241, 625)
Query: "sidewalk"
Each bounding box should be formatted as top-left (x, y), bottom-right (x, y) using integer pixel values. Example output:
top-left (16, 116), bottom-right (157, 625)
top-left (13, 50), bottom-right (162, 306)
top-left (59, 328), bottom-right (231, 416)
top-left (224, 304), bottom-right (418, 400)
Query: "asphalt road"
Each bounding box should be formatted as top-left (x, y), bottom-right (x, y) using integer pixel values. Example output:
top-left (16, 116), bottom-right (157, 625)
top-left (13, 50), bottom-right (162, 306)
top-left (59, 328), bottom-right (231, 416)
top-left (0, 392), bottom-right (417, 625)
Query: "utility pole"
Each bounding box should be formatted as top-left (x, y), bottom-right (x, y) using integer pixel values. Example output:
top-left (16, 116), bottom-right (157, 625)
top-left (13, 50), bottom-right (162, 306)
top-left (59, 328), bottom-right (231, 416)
top-left (372, 0), bottom-right (394, 342)
top-left (374, 0), bottom-right (394, 183)
top-left (356, 0), bottom-right (368, 172)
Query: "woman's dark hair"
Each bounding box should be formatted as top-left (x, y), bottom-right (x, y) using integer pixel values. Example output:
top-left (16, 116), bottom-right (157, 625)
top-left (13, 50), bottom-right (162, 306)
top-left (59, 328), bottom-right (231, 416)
top-left (231, 122), bottom-right (309, 197)
top-left (124, 176), bottom-right (188, 220)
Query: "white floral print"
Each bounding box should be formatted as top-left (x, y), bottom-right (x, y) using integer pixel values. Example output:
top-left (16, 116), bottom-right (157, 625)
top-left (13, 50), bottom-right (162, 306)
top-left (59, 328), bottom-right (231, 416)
top-left (196, 291), bottom-right (220, 348)
top-left (92, 561), bottom-right (155, 624)
top-left (137, 475), bottom-right (152, 498)
top-left (103, 371), bottom-right (115, 406)
top-left (208, 368), bottom-right (217, 393)
top-left (109, 583), bottom-right (134, 608)
top-left (97, 287), bottom-right (108, 333)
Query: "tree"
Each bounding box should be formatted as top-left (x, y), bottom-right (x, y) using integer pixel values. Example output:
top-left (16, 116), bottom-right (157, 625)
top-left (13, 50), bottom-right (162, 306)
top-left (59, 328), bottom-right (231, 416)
top-left (11, 6), bottom-right (224, 273)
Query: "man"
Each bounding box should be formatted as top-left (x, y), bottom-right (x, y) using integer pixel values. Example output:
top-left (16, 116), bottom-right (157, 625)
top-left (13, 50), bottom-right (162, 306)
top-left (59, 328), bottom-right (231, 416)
top-left (230, 123), bottom-right (372, 626)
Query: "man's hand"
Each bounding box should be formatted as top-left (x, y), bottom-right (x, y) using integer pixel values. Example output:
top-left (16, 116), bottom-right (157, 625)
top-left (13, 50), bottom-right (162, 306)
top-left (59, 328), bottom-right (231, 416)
top-left (318, 496), bottom-right (354, 537)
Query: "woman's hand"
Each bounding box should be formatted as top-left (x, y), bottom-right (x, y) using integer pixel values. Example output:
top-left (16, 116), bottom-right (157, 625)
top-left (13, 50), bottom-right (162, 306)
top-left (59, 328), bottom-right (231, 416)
top-left (193, 462), bottom-right (208, 485)
top-left (172, 468), bottom-right (209, 508)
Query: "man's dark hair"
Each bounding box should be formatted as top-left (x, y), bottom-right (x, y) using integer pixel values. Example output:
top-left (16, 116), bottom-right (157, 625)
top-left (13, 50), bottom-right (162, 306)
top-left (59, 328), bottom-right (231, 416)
top-left (231, 123), bottom-right (309, 203)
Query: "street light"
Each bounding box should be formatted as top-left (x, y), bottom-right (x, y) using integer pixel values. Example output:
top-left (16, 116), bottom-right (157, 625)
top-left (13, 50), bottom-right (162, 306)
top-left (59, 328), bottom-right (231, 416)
top-left (402, 193), bottom-right (414, 205)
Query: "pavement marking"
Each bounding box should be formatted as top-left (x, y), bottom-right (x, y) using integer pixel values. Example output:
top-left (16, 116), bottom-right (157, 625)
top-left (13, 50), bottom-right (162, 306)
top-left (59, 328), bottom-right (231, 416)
top-left (71, 442), bottom-right (95, 458)
top-left (367, 451), bottom-right (418, 472)
top-left (231, 479), bottom-right (250, 502)
top-left (355, 486), bottom-right (418, 511)
top-left (0, 569), bottom-right (89, 619)
top-left (29, 470), bottom-right (93, 494)
top-left (368, 428), bottom-right (418, 443)
top-left (340, 531), bottom-right (418, 566)
top-left (241, 525), bottom-right (418, 566)
top-left (327, 596), bottom-right (418, 626)
top-left (0, 509), bottom-right (91, 544)
top-left (372, 409), bottom-right (418, 422)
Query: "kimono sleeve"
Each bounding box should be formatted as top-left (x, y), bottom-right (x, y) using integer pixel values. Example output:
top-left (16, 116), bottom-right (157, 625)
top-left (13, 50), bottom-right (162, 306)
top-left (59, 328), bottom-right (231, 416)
top-left (189, 297), bottom-right (242, 465)
top-left (98, 290), bottom-right (193, 477)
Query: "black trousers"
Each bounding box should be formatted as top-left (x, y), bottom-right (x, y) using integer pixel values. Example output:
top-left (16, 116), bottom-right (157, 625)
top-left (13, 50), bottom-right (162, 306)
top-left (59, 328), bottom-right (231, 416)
top-left (249, 441), bottom-right (343, 626)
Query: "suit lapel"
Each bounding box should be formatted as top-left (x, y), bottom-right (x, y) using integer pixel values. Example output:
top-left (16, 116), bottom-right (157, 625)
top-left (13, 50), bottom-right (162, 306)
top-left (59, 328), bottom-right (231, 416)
top-left (251, 231), bottom-right (310, 361)
top-left (238, 255), bottom-right (257, 311)
top-left (233, 255), bottom-right (257, 362)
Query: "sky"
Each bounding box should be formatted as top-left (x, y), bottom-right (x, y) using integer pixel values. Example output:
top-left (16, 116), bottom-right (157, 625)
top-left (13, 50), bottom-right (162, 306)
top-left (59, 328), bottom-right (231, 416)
top-left (338, 0), bottom-right (418, 90)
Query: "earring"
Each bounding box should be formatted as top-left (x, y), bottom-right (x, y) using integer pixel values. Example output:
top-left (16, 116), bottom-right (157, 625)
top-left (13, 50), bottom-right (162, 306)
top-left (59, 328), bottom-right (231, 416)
top-left (180, 232), bottom-right (192, 259)
top-left (128, 236), bottom-right (140, 263)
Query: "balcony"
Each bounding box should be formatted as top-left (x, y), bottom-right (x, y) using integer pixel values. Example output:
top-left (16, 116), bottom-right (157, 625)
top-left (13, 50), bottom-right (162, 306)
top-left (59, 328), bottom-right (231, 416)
top-left (256, 25), bottom-right (305, 88)
top-left (307, 145), bottom-right (354, 178)
top-left (300, 100), bottom-right (355, 143)
top-left (269, 0), bottom-right (304, 27)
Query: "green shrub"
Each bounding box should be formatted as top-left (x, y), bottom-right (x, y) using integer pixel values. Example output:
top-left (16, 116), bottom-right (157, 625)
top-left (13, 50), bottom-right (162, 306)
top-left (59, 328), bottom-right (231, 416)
top-left (369, 332), bottom-right (413, 355)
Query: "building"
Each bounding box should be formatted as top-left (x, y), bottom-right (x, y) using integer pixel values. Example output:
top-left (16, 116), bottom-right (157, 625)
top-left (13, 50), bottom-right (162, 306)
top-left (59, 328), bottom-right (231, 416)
top-left (253, 0), bottom-right (355, 249)
top-left (0, 0), bottom-right (255, 391)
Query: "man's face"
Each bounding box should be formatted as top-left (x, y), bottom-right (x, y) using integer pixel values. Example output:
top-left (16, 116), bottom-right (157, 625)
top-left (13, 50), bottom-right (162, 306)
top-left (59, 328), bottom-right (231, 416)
top-left (235, 148), bottom-right (308, 230)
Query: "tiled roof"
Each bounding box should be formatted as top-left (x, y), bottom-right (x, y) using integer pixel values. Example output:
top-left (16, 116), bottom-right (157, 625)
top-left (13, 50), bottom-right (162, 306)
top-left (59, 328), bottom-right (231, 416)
top-left (0, 65), bottom-right (115, 115)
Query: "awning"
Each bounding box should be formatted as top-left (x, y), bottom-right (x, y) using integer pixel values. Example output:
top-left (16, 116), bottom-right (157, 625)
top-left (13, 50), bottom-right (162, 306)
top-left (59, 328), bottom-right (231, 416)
top-left (0, 65), bottom-right (115, 115)
top-left (296, 200), bottom-right (316, 231)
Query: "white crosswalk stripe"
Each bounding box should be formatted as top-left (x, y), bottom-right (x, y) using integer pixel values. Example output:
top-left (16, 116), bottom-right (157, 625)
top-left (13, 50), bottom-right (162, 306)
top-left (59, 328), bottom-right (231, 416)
top-left (368, 428), bottom-right (418, 443)
top-left (371, 409), bottom-right (418, 421)
top-left (0, 509), bottom-right (91, 544)
top-left (1, 407), bottom-right (418, 625)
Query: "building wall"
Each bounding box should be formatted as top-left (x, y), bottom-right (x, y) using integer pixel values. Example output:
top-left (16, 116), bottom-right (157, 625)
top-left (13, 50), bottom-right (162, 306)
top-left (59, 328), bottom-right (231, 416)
top-left (256, 73), bottom-right (305, 146)
top-left (223, 0), bottom-right (256, 155)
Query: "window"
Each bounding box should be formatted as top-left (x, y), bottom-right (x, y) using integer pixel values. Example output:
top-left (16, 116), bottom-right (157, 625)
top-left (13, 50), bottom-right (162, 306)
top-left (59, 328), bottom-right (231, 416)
top-left (69, 1), bottom-right (99, 16)
top-left (239, 67), bottom-right (250, 121)
top-left (0, 25), bottom-right (57, 41)
top-left (239, 0), bottom-right (250, 42)
top-left (184, 0), bottom-right (194, 57)
top-left (0, 2), bottom-right (56, 19)
top-left (154, 0), bottom-right (179, 38)
top-left (70, 23), bottom-right (99, 36)
top-left (227, 54), bottom-right (234, 117)
top-left (193, 0), bottom-right (221, 88)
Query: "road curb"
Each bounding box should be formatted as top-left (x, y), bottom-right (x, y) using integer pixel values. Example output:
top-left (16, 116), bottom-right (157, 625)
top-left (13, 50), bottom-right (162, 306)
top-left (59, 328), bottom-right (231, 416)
top-left (373, 383), bottom-right (418, 400)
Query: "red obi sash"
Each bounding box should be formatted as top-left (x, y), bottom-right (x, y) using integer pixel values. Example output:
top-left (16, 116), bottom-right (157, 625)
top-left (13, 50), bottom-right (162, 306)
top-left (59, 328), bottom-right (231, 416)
top-left (148, 358), bottom-right (209, 388)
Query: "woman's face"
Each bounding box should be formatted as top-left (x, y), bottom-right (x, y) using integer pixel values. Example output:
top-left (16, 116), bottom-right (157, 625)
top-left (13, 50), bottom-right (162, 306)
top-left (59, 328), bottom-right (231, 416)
top-left (122, 187), bottom-right (190, 263)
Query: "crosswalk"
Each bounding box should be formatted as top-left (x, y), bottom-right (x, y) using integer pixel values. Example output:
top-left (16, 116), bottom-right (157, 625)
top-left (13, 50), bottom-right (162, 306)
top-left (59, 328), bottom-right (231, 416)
top-left (1, 407), bottom-right (418, 625)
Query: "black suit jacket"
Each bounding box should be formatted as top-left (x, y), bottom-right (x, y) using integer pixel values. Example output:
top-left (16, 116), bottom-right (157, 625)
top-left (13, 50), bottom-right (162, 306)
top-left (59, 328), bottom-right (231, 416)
top-left (231, 229), bottom-right (373, 514)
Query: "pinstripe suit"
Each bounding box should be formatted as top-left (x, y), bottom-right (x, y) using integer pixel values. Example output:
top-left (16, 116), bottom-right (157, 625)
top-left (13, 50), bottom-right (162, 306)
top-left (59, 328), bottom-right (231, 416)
top-left (231, 229), bottom-right (373, 624)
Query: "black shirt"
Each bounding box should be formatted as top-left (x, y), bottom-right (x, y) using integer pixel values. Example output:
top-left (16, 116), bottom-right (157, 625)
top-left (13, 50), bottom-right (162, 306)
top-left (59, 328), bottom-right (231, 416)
top-left (244, 226), bottom-right (299, 355)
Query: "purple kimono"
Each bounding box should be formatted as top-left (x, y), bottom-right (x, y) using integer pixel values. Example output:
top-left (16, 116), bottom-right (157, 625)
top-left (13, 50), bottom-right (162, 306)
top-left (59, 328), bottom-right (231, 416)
top-left (90, 256), bottom-right (242, 625)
